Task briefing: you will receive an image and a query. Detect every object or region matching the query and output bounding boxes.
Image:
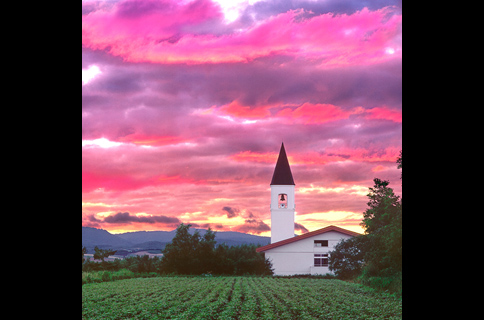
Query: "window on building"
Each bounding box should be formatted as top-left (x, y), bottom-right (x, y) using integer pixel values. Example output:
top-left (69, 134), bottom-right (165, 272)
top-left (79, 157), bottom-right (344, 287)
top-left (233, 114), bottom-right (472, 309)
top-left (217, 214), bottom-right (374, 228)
top-left (314, 240), bottom-right (328, 247)
top-left (314, 254), bottom-right (329, 267)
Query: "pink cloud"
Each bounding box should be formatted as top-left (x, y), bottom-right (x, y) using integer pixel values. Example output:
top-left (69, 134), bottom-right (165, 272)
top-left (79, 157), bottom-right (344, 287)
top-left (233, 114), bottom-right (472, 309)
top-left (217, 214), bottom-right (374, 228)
top-left (231, 147), bottom-right (401, 165)
top-left (117, 134), bottom-right (188, 146)
top-left (371, 165), bottom-right (387, 172)
top-left (82, 171), bottom-right (203, 193)
top-left (209, 101), bottom-right (401, 124)
top-left (82, 172), bottom-right (151, 193)
top-left (219, 100), bottom-right (272, 119)
top-left (82, 3), bottom-right (401, 66)
top-left (277, 103), bottom-right (353, 124)
top-left (230, 151), bottom-right (278, 163)
top-left (364, 106), bottom-right (402, 122)
top-left (276, 104), bottom-right (401, 124)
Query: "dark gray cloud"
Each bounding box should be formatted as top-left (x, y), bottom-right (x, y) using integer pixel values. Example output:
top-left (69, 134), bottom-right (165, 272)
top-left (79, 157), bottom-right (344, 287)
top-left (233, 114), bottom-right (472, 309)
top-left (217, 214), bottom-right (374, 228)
top-left (294, 222), bottom-right (309, 233)
top-left (103, 212), bottom-right (181, 224)
top-left (233, 219), bottom-right (271, 235)
top-left (222, 206), bottom-right (240, 218)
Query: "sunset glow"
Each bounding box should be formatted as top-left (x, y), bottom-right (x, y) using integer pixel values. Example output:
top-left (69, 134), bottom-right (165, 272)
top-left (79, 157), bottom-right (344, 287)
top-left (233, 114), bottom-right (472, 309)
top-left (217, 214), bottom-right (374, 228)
top-left (82, 0), bottom-right (402, 236)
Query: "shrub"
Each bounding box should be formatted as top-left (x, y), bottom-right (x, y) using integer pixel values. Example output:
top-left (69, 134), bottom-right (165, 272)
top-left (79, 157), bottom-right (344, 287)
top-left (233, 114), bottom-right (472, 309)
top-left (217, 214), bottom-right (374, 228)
top-left (357, 271), bottom-right (402, 296)
top-left (112, 269), bottom-right (135, 280)
top-left (101, 271), bottom-right (112, 282)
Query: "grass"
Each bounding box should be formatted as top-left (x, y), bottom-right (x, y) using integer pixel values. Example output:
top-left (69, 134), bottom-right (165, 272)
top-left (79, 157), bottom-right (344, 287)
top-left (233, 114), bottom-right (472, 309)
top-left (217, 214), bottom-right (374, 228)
top-left (82, 276), bottom-right (402, 319)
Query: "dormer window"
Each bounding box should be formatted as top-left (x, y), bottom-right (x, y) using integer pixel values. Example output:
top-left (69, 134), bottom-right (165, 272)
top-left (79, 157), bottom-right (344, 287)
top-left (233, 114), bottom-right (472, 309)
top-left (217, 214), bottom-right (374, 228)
top-left (314, 240), bottom-right (328, 247)
top-left (278, 193), bottom-right (287, 208)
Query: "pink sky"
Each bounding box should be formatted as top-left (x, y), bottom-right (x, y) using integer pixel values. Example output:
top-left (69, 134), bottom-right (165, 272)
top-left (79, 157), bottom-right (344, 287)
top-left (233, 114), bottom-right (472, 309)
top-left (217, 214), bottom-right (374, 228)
top-left (82, 0), bottom-right (402, 236)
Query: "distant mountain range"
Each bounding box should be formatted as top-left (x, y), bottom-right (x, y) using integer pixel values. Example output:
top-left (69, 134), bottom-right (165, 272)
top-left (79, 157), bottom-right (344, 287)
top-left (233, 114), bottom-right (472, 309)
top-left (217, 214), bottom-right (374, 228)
top-left (82, 226), bottom-right (270, 253)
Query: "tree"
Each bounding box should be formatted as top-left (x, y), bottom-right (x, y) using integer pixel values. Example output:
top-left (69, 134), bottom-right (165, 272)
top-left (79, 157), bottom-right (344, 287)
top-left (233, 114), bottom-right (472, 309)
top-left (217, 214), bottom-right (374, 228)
top-left (161, 223), bottom-right (198, 274)
top-left (361, 178), bottom-right (401, 235)
top-left (197, 227), bottom-right (217, 273)
top-left (329, 150), bottom-right (402, 281)
top-left (161, 223), bottom-right (273, 275)
top-left (82, 246), bottom-right (87, 264)
top-left (359, 154), bottom-right (402, 276)
top-left (93, 246), bottom-right (117, 262)
top-left (329, 236), bottom-right (367, 279)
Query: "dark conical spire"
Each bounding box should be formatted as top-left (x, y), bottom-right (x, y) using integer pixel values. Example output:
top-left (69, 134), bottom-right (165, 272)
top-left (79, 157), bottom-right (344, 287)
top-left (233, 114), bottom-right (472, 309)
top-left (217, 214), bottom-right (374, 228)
top-left (270, 142), bottom-right (295, 185)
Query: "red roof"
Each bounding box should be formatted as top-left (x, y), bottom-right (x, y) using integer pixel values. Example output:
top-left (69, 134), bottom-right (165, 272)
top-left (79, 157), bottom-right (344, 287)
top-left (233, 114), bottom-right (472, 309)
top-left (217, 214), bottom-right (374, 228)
top-left (256, 225), bottom-right (362, 252)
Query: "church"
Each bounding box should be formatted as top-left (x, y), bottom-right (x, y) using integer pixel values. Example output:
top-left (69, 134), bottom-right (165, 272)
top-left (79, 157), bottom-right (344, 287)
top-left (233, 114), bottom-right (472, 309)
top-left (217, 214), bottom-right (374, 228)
top-left (256, 143), bottom-right (361, 276)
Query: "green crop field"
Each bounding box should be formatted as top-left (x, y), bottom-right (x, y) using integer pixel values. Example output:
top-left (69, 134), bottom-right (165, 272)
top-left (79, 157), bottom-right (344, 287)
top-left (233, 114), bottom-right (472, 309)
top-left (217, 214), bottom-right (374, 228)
top-left (82, 276), bottom-right (402, 319)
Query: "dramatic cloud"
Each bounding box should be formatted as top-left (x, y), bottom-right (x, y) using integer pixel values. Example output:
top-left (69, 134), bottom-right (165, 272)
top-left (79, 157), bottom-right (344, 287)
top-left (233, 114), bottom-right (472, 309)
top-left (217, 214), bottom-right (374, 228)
top-left (233, 219), bottom-right (271, 235)
top-left (82, 211), bottom-right (181, 230)
top-left (82, 0), bottom-right (402, 235)
top-left (222, 206), bottom-right (240, 218)
top-left (82, 1), bottom-right (401, 66)
top-left (103, 212), bottom-right (181, 224)
top-left (295, 222), bottom-right (309, 234)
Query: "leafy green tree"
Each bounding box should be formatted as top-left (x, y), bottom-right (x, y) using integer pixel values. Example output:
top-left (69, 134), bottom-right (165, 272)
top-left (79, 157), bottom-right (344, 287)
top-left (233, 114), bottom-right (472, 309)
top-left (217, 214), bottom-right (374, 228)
top-left (329, 150), bottom-right (402, 282)
top-left (221, 244), bottom-right (273, 275)
top-left (361, 178), bottom-right (401, 235)
top-left (212, 243), bottom-right (233, 274)
top-left (359, 152), bottom-right (402, 277)
top-left (93, 246), bottom-right (117, 262)
top-left (198, 227), bottom-right (217, 274)
top-left (161, 223), bottom-right (201, 274)
top-left (82, 246), bottom-right (87, 263)
top-left (329, 236), bottom-right (367, 279)
top-left (161, 223), bottom-right (273, 275)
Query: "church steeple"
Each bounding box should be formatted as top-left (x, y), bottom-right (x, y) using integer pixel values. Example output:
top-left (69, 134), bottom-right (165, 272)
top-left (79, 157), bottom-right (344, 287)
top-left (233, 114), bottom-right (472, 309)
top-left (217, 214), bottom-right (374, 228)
top-left (270, 142), bottom-right (295, 185)
top-left (270, 143), bottom-right (295, 243)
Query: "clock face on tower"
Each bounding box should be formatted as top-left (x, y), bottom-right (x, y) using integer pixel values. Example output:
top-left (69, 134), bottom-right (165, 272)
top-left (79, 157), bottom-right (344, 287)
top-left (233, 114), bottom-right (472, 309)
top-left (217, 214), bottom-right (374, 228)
top-left (278, 193), bottom-right (287, 209)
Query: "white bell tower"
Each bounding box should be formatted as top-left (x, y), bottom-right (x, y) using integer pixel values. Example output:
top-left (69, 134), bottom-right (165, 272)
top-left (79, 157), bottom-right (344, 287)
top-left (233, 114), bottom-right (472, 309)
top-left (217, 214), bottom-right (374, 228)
top-left (270, 143), bottom-right (295, 244)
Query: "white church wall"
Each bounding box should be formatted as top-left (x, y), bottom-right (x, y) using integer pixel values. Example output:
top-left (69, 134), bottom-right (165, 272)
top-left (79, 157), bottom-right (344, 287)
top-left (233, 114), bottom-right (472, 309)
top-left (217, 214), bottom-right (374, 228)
top-left (264, 231), bottom-right (355, 275)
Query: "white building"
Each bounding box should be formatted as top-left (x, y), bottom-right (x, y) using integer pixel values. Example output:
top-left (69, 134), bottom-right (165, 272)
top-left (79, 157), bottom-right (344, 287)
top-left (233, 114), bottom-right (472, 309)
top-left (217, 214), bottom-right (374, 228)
top-left (256, 143), bottom-right (361, 276)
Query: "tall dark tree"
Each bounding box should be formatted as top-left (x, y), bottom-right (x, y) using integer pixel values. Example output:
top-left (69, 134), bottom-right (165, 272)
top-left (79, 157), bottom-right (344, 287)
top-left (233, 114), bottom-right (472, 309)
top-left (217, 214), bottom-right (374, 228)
top-left (361, 178), bottom-right (401, 235)
top-left (330, 150), bottom-right (402, 280)
top-left (359, 152), bottom-right (402, 276)
top-left (82, 246), bottom-right (87, 263)
top-left (161, 223), bottom-right (199, 274)
top-left (198, 227), bottom-right (217, 273)
top-left (93, 246), bottom-right (117, 262)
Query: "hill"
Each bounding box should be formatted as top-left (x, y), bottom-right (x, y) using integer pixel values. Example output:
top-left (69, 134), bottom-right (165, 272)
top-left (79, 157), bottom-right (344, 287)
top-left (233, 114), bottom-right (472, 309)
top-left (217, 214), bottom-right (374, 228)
top-left (82, 227), bottom-right (270, 252)
top-left (82, 226), bottom-right (133, 249)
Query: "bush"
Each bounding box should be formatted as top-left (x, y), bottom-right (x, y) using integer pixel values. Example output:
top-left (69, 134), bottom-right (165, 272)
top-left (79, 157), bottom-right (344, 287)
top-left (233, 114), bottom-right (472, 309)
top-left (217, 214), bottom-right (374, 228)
top-left (82, 272), bottom-right (102, 284)
top-left (82, 269), bottom-right (144, 285)
top-left (357, 271), bottom-right (402, 296)
top-left (112, 268), bottom-right (135, 280)
top-left (101, 271), bottom-right (112, 282)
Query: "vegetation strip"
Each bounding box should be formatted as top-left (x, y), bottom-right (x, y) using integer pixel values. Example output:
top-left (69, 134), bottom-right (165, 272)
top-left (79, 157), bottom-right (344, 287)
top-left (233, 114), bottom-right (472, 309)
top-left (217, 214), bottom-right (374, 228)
top-left (83, 276), bottom-right (402, 319)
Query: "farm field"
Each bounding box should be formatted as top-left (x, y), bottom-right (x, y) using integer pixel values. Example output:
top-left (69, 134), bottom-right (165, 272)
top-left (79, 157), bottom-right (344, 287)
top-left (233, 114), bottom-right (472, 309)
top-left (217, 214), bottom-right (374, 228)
top-left (82, 276), bottom-right (402, 319)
